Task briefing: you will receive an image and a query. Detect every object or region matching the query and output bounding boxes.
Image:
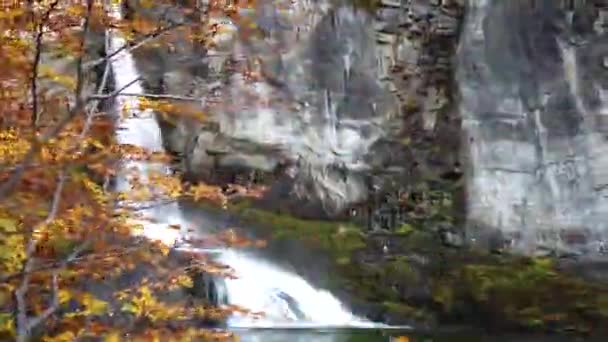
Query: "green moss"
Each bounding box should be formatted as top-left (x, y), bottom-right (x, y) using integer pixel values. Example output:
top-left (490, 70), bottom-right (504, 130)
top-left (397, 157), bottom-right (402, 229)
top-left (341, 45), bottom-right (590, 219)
top-left (434, 252), bottom-right (608, 332)
top-left (395, 223), bottom-right (415, 235)
top-left (341, 0), bottom-right (381, 13)
top-left (432, 283), bottom-right (454, 313)
top-left (339, 229), bottom-right (608, 333)
top-left (598, 294), bottom-right (608, 317)
top-left (232, 205), bottom-right (366, 260)
top-left (385, 256), bottom-right (419, 283)
top-left (383, 301), bottom-right (432, 321)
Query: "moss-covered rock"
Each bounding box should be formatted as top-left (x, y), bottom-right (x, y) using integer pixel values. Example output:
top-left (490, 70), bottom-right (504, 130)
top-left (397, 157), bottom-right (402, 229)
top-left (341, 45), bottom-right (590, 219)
top-left (216, 201), bottom-right (608, 335)
top-left (434, 254), bottom-right (608, 334)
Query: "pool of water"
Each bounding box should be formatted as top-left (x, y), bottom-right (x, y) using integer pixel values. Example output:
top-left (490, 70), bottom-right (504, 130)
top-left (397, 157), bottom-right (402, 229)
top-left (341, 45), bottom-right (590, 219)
top-left (232, 327), bottom-right (594, 342)
top-left (233, 327), bottom-right (408, 342)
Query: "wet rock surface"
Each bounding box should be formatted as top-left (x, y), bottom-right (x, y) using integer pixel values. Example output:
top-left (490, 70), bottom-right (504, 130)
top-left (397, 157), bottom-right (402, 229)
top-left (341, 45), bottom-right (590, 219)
top-left (459, 0), bottom-right (608, 256)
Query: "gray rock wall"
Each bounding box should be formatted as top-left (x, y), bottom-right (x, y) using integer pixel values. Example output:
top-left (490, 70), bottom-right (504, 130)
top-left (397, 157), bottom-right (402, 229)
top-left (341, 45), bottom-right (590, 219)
top-left (180, 0), bottom-right (464, 219)
top-left (457, 0), bottom-right (608, 256)
top-left (127, 0), bottom-right (608, 256)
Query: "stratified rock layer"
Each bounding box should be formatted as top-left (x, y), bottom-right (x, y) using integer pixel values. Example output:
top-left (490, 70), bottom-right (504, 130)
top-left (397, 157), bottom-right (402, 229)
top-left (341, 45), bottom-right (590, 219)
top-left (128, 0), bottom-right (608, 256)
top-left (458, 0), bottom-right (608, 255)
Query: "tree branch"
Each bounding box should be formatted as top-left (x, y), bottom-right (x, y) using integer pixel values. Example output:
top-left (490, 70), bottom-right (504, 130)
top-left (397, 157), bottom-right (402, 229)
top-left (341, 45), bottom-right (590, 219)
top-left (0, 0), bottom-right (94, 201)
top-left (87, 77), bottom-right (141, 102)
top-left (30, 0), bottom-right (60, 127)
top-left (21, 240), bottom-right (91, 337)
top-left (15, 170), bottom-right (66, 342)
top-left (82, 22), bottom-right (184, 71)
top-left (89, 92), bottom-right (200, 102)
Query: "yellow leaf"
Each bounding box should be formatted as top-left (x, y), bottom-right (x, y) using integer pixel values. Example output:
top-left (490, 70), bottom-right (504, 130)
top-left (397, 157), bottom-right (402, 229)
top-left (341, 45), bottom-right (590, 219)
top-left (0, 234), bottom-right (26, 273)
top-left (0, 313), bottom-right (15, 337)
top-left (104, 332), bottom-right (121, 342)
top-left (393, 336), bottom-right (410, 342)
top-left (176, 274), bottom-right (193, 288)
top-left (159, 244), bottom-right (170, 256)
top-left (140, 0), bottom-right (153, 9)
top-left (0, 217), bottom-right (17, 233)
top-left (121, 302), bottom-right (138, 314)
top-left (43, 331), bottom-right (75, 342)
top-left (58, 289), bottom-right (71, 304)
top-left (81, 294), bottom-right (109, 315)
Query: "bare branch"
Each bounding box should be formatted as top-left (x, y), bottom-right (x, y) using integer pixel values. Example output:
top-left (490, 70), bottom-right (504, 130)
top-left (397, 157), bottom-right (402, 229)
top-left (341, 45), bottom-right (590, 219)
top-left (24, 272), bottom-right (58, 331)
top-left (12, 2), bottom-right (100, 339)
top-left (87, 77), bottom-right (141, 102)
top-left (15, 171), bottom-right (66, 342)
top-left (30, 0), bottom-right (60, 127)
top-left (0, 23), bottom-right (114, 288)
top-left (89, 92), bottom-right (200, 102)
top-left (82, 22), bottom-right (184, 71)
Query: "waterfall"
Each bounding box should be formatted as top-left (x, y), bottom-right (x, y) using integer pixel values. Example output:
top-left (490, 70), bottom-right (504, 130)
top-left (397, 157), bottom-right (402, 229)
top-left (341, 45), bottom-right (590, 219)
top-left (218, 250), bottom-right (375, 328)
top-left (107, 2), bottom-right (377, 328)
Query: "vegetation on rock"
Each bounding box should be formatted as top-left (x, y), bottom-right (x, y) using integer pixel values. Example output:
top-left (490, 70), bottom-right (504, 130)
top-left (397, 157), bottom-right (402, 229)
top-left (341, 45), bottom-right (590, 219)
top-left (224, 200), bottom-right (608, 335)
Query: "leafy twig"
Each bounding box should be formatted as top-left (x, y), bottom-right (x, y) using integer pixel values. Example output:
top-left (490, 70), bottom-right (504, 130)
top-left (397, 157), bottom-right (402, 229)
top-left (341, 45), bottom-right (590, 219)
top-left (0, 0), bottom-right (94, 201)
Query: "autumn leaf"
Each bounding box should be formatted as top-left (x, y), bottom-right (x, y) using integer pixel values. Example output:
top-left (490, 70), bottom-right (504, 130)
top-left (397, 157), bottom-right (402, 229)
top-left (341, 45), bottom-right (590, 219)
top-left (58, 289), bottom-right (71, 304)
top-left (393, 337), bottom-right (410, 342)
top-left (104, 332), bottom-right (122, 342)
top-left (0, 313), bottom-right (15, 338)
top-left (80, 293), bottom-right (109, 316)
top-left (43, 331), bottom-right (77, 342)
top-left (0, 216), bottom-right (17, 233)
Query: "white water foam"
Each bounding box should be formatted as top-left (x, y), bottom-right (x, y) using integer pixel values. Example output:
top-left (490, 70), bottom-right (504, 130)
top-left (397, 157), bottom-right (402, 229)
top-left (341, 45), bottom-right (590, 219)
top-left (218, 250), bottom-right (375, 328)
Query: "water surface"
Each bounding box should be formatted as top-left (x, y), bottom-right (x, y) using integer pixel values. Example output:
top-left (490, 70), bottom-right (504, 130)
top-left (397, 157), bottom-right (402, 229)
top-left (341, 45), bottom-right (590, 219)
top-left (233, 327), bottom-right (589, 342)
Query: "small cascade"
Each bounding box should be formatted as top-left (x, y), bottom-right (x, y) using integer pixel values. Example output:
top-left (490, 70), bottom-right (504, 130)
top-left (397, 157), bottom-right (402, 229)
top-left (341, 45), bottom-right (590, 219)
top-left (216, 250), bottom-right (374, 328)
top-left (106, 1), bottom-right (380, 329)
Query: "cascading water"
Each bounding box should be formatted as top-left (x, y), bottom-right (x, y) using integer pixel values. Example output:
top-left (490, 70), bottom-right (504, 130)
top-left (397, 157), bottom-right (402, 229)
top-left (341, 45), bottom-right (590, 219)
top-left (107, 2), bottom-right (377, 329)
top-left (217, 250), bottom-right (374, 328)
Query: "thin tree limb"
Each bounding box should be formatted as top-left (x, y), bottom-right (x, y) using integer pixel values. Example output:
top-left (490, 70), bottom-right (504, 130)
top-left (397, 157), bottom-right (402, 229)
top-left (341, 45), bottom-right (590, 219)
top-left (89, 92), bottom-right (200, 102)
top-left (14, 170), bottom-right (66, 342)
top-left (82, 22), bottom-right (184, 70)
top-left (30, 0), bottom-right (60, 127)
top-left (21, 240), bottom-right (91, 336)
top-left (88, 77), bottom-right (141, 102)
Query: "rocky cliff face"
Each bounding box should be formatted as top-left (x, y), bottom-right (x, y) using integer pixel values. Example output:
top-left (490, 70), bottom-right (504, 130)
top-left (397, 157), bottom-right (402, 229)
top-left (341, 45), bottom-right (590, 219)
top-left (458, 0), bottom-right (608, 256)
top-left (128, 0), bottom-right (608, 256)
top-left (162, 0), bottom-right (465, 222)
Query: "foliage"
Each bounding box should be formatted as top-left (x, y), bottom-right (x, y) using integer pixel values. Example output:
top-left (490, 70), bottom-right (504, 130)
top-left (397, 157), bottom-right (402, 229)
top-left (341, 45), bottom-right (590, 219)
top-left (0, 0), bottom-right (269, 341)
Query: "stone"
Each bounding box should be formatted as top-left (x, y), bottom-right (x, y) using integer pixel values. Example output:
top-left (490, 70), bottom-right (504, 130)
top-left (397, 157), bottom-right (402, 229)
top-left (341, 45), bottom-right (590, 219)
top-left (130, 0), bottom-right (608, 257)
top-left (457, 0), bottom-right (608, 256)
